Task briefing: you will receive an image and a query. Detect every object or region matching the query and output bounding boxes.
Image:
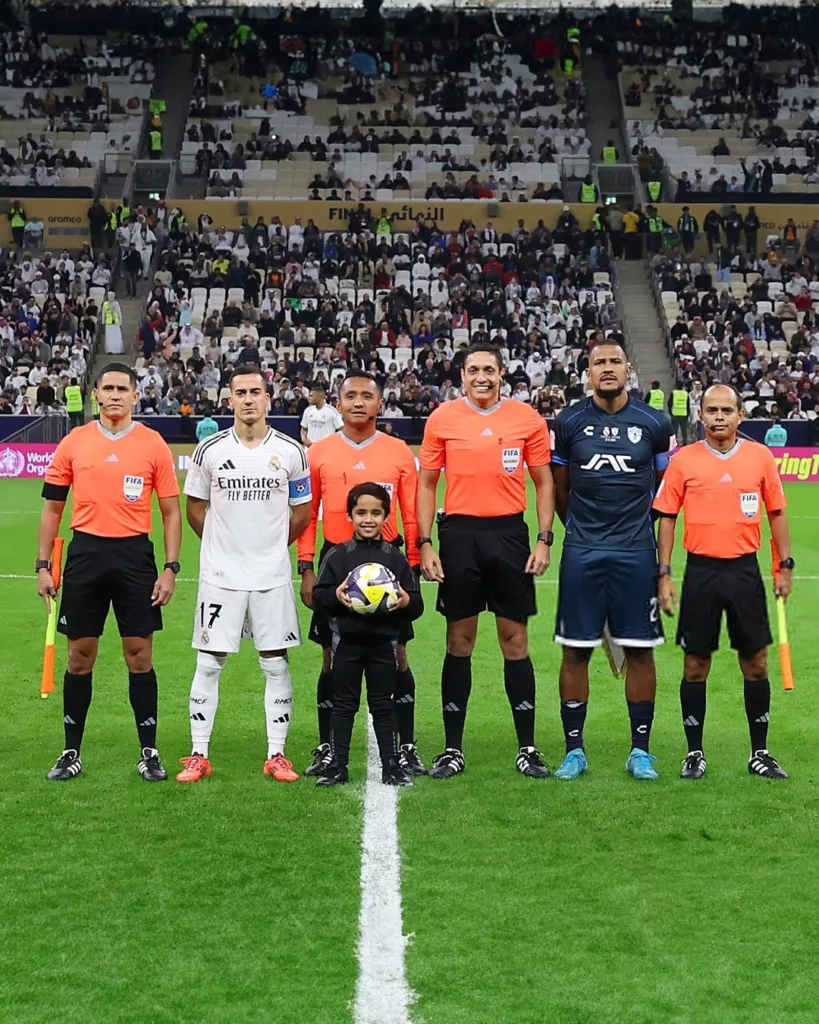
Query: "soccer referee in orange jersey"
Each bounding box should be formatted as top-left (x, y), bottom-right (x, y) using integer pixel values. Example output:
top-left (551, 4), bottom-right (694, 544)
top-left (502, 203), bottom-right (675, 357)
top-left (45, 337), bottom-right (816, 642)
top-left (653, 384), bottom-right (793, 780)
top-left (37, 363), bottom-right (182, 782)
top-left (297, 371), bottom-right (424, 777)
top-left (418, 342), bottom-right (555, 779)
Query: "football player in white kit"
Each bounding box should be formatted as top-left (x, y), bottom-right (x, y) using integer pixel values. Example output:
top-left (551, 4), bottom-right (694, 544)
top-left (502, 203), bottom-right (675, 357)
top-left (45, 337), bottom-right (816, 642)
top-left (176, 366), bottom-right (312, 783)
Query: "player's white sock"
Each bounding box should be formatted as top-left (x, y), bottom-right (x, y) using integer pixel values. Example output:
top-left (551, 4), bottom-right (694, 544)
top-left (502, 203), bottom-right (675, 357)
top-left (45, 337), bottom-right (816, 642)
top-left (189, 651), bottom-right (226, 757)
top-left (261, 655), bottom-right (293, 758)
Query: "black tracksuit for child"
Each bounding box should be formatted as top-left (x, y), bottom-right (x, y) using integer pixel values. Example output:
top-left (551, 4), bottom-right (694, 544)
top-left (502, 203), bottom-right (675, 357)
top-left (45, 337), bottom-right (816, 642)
top-left (313, 537), bottom-right (424, 770)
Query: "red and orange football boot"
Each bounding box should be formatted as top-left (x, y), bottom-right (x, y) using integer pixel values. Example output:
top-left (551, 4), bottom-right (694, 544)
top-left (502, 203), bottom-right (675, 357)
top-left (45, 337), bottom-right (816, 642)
top-left (263, 753), bottom-right (299, 782)
top-left (176, 755), bottom-right (212, 783)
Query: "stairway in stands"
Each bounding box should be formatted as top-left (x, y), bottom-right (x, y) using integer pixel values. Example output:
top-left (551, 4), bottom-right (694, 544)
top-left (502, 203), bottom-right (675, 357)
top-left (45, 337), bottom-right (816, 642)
top-left (615, 261), bottom-right (674, 395)
top-left (581, 54), bottom-right (628, 168)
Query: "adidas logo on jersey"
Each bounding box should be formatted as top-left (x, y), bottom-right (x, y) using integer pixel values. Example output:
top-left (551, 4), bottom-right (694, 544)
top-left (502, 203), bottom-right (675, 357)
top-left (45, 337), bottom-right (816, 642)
top-left (284, 632), bottom-right (298, 643)
top-left (480, 428), bottom-right (494, 436)
top-left (719, 473), bottom-right (733, 483)
top-left (219, 459), bottom-right (236, 471)
top-left (104, 453), bottom-right (118, 462)
top-left (352, 461), bottom-right (367, 470)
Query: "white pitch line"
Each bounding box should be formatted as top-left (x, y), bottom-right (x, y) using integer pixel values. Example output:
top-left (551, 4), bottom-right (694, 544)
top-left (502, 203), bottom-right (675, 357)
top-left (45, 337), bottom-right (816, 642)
top-left (353, 720), bottom-right (415, 1024)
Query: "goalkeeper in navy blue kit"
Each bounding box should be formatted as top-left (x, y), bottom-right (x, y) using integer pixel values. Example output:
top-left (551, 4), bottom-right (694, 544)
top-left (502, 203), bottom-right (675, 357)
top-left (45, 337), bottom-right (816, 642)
top-left (313, 483), bottom-right (424, 787)
top-left (551, 342), bottom-right (676, 781)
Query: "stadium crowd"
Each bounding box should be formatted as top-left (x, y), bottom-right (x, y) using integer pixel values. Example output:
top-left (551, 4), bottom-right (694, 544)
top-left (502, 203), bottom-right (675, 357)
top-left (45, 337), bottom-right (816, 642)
top-left (615, 9), bottom-right (819, 197)
top-left (0, 246), bottom-right (107, 415)
top-left (132, 208), bottom-right (626, 422)
top-left (187, 19), bottom-right (586, 203)
top-left (0, 28), bottom-right (156, 189)
top-left (653, 239), bottom-right (819, 424)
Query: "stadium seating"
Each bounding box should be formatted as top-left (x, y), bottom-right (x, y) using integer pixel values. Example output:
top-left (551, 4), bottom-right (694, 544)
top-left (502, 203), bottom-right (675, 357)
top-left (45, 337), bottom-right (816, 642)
top-left (651, 250), bottom-right (819, 422)
top-left (184, 35), bottom-right (588, 202)
top-left (0, 32), bottom-right (154, 186)
top-left (133, 214), bottom-right (625, 419)
top-left (0, 247), bottom-right (103, 413)
top-left (618, 32), bottom-right (819, 196)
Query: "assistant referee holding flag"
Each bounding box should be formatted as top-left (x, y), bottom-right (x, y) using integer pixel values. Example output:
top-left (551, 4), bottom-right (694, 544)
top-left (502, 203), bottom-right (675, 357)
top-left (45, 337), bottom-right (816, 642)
top-left (37, 363), bottom-right (182, 782)
top-left (418, 341), bottom-right (555, 779)
top-left (654, 384), bottom-right (793, 780)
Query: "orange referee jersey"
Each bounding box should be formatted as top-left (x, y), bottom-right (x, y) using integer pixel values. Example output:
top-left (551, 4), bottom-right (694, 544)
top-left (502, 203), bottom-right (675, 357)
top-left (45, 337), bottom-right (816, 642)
top-left (420, 397), bottom-right (551, 517)
top-left (653, 438), bottom-right (786, 558)
top-left (297, 430), bottom-right (419, 565)
top-left (44, 422), bottom-right (179, 538)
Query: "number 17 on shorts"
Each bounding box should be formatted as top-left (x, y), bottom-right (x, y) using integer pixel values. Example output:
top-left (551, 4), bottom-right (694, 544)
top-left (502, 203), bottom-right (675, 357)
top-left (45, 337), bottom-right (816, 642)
top-left (191, 581), bottom-right (301, 653)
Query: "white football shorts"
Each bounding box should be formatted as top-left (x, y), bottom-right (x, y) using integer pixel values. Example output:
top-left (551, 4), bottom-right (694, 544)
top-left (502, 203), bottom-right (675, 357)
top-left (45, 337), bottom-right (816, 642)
top-left (191, 581), bottom-right (301, 653)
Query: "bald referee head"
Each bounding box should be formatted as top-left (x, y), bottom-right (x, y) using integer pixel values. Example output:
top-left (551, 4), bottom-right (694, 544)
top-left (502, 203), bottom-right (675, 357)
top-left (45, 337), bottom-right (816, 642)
top-left (700, 384), bottom-right (743, 447)
top-left (37, 360), bottom-right (182, 782)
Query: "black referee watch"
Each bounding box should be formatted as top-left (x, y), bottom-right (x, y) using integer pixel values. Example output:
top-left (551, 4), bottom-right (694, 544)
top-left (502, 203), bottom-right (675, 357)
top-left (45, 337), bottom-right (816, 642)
top-left (35, 559), bottom-right (52, 573)
top-left (778, 558), bottom-right (795, 571)
top-left (416, 536), bottom-right (433, 550)
top-left (658, 564), bottom-right (673, 578)
top-left (297, 560), bottom-right (314, 575)
top-left (164, 561), bottom-right (181, 575)
top-left (536, 531), bottom-right (554, 546)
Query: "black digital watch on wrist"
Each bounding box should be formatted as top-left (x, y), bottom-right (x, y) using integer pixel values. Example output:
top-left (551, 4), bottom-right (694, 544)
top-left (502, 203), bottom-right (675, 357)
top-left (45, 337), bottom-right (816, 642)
top-left (297, 560), bottom-right (314, 575)
top-left (164, 562), bottom-right (181, 575)
top-left (416, 536), bottom-right (433, 549)
top-left (778, 558), bottom-right (795, 571)
top-left (35, 559), bottom-right (52, 573)
top-left (536, 531), bottom-right (554, 546)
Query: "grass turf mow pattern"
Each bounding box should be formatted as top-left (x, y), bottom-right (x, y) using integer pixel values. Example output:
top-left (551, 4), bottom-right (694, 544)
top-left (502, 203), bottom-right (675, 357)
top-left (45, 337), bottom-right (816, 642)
top-left (1, 479), bottom-right (817, 1024)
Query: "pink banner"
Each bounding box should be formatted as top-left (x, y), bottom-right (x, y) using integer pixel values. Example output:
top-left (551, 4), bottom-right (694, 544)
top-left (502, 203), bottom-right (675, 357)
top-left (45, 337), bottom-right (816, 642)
top-left (0, 443), bottom-right (57, 479)
top-left (770, 448), bottom-right (819, 483)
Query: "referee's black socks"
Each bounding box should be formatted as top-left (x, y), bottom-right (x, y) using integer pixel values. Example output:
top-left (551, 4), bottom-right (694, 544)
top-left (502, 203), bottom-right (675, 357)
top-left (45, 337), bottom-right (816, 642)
top-left (744, 678), bottom-right (771, 752)
top-left (627, 700), bottom-right (655, 752)
top-left (680, 680), bottom-right (706, 752)
top-left (63, 671), bottom-right (92, 752)
top-left (504, 658), bottom-right (536, 749)
top-left (441, 653), bottom-right (472, 750)
top-left (316, 670), bottom-right (334, 745)
top-left (129, 669), bottom-right (158, 749)
top-left (394, 667), bottom-right (416, 746)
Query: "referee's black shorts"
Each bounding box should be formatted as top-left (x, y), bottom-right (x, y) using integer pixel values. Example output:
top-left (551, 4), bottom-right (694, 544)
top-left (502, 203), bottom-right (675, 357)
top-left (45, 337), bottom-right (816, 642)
top-left (677, 552), bottom-right (772, 655)
top-left (436, 513), bottom-right (536, 623)
top-left (309, 540), bottom-right (415, 648)
top-left (58, 530), bottom-right (163, 639)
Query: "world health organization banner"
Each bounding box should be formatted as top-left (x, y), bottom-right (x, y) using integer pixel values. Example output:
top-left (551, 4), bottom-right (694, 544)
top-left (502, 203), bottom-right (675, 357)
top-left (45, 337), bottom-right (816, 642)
top-left (0, 444), bottom-right (56, 479)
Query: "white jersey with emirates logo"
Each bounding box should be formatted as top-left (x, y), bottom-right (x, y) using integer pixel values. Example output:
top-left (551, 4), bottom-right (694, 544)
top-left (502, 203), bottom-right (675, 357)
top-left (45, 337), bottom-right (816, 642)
top-left (184, 427), bottom-right (311, 591)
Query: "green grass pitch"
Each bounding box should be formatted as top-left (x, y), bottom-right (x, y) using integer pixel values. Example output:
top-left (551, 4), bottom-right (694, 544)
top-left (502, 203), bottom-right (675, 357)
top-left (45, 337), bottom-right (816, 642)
top-left (1, 478), bottom-right (818, 1024)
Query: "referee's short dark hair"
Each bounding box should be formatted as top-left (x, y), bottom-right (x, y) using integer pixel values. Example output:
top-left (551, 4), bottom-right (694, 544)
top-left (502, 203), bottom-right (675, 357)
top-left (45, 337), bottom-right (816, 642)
top-left (463, 341), bottom-right (504, 369)
top-left (347, 481), bottom-right (391, 517)
top-left (96, 363), bottom-right (138, 389)
top-left (229, 365), bottom-right (266, 388)
top-left (340, 370), bottom-right (383, 393)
